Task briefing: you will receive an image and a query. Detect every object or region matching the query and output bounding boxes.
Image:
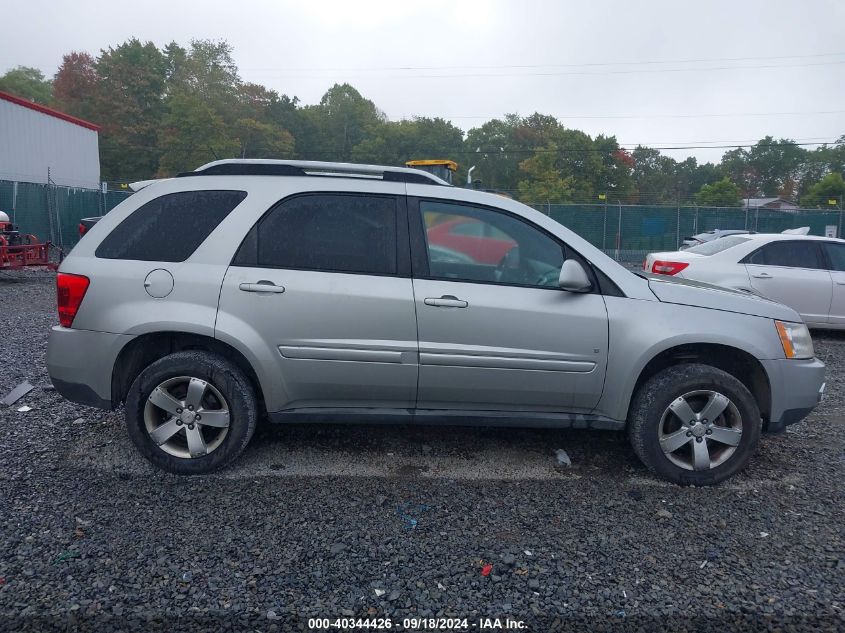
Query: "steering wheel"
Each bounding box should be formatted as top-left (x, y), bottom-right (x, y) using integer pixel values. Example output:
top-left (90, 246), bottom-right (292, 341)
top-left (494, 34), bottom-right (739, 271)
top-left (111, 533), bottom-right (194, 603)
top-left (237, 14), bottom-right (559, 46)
top-left (496, 246), bottom-right (536, 285)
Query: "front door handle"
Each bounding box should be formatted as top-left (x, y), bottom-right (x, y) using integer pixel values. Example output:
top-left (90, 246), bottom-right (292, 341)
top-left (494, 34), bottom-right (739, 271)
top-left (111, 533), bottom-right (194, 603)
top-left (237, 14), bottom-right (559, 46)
top-left (424, 295), bottom-right (468, 308)
top-left (751, 272), bottom-right (772, 279)
top-left (239, 281), bottom-right (285, 294)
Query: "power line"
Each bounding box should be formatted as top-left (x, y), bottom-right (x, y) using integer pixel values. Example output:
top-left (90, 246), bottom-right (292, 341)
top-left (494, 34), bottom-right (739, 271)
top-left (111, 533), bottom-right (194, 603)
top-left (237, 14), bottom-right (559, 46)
top-left (246, 59), bottom-right (845, 79)
top-left (407, 110), bottom-right (845, 121)
top-left (242, 51), bottom-right (845, 73)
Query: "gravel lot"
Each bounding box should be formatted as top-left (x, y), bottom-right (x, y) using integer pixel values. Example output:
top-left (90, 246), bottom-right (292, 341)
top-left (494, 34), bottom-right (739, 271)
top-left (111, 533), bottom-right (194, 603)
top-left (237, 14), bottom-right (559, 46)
top-left (1, 269), bottom-right (843, 632)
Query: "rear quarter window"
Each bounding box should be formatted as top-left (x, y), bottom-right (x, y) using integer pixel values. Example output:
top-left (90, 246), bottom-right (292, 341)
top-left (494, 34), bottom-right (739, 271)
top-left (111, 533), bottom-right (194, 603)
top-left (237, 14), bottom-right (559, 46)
top-left (684, 235), bottom-right (752, 256)
top-left (95, 190), bottom-right (247, 262)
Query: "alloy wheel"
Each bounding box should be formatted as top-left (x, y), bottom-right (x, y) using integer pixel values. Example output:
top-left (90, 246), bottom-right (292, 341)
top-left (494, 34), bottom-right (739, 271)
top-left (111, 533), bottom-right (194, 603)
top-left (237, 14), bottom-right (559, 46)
top-left (658, 389), bottom-right (743, 471)
top-left (143, 376), bottom-right (230, 459)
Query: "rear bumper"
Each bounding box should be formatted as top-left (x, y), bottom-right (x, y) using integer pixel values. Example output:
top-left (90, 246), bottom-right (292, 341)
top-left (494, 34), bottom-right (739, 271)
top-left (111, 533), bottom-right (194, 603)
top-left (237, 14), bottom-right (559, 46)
top-left (761, 357), bottom-right (826, 433)
top-left (46, 326), bottom-right (133, 410)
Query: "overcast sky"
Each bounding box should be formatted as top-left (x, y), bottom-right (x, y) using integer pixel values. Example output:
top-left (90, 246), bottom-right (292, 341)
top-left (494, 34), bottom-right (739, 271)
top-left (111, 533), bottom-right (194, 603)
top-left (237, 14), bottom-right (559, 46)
top-left (2, 0), bottom-right (844, 163)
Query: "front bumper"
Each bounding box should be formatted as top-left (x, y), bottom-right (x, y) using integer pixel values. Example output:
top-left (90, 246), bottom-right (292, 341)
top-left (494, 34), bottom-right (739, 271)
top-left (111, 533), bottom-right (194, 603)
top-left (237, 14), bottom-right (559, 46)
top-left (46, 326), bottom-right (133, 410)
top-left (760, 357), bottom-right (826, 433)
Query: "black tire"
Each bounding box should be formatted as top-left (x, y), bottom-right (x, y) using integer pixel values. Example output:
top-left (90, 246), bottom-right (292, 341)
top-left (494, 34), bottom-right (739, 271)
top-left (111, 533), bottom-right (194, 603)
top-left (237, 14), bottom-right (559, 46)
top-left (628, 363), bottom-right (761, 486)
top-left (125, 351), bottom-right (257, 474)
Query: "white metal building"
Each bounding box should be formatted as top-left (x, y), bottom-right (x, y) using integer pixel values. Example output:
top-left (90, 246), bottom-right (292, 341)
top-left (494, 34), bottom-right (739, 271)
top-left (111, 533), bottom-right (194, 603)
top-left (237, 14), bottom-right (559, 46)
top-left (0, 90), bottom-right (100, 189)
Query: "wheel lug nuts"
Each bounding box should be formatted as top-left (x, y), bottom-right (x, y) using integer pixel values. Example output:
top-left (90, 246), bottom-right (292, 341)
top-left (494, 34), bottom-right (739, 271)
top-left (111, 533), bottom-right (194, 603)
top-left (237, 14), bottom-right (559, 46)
top-left (696, 437), bottom-right (703, 443)
top-left (686, 431), bottom-right (692, 437)
top-left (176, 420), bottom-right (183, 426)
top-left (188, 405), bottom-right (194, 411)
top-left (195, 415), bottom-right (201, 421)
top-left (188, 424), bottom-right (195, 430)
top-left (706, 429), bottom-right (712, 435)
top-left (176, 408), bottom-right (182, 414)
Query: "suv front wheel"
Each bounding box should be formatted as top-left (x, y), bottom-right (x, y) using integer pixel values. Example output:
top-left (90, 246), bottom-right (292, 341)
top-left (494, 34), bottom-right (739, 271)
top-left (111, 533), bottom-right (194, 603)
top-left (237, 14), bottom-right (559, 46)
top-left (628, 363), bottom-right (762, 486)
top-left (125, 351), bottom-right (258, 474)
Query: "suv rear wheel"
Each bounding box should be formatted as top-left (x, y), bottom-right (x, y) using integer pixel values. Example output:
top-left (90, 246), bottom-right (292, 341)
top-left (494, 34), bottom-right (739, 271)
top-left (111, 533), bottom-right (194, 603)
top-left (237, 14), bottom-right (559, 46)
top-left (628, 363), bottom-right (761, 486)
top-left (125, 351), bottom-right (257, 474)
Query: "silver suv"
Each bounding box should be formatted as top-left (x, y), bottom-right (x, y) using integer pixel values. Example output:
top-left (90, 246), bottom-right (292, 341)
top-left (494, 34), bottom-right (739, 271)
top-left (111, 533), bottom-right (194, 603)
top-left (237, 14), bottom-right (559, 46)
top-left (47, 160), bottom-right (826, 485)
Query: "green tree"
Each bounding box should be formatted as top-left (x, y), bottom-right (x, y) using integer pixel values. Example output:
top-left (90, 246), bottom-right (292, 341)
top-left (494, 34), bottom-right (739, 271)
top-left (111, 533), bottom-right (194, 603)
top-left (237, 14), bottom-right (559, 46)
top-left (800, 173), bottom-right (845, 208)
top-left (463, 114), bottom-right (523, 191)
top-left (0, 66), bottom-right (52, 104)
top-left (157, 92), bottom-right (238, 175)
top-left (233, 117), bottom-right (294, 159)
top-left (94, 39), bottom-right (168, 180)
top-left (631, 146), bottom-right (677, 204)
top-left (517, 143), bottom-right (575, 203)
top-left (718, 137), bottom-right (807, 199)
top-left (694, 177), bottom-right (742, 207)
top-left (296, 83), bottom-right (384, 161)
top-left (351, 117), bottom-right (464, 169)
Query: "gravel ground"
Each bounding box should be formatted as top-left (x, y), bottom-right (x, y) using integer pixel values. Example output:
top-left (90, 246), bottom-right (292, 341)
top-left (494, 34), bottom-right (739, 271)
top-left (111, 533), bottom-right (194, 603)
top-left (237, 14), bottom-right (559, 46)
top-left (0, 269), bottom-right (843, 632)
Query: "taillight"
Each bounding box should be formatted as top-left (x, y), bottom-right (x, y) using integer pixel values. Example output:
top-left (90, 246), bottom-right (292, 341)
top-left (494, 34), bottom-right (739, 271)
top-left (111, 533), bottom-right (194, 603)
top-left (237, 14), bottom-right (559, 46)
top-left (56, 273), bottom-right (90, 327)
top-left (78, 222), bottom-right (87, 237)
top-left (651, 260), bottom-right (689, 276)
top-left (642, 259), bottom-right (648, 271)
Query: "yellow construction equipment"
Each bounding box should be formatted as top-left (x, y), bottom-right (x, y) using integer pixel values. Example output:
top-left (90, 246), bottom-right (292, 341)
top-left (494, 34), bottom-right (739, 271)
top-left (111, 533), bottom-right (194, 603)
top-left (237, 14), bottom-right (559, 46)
top-left (405, 159), bottom-right (458, 185)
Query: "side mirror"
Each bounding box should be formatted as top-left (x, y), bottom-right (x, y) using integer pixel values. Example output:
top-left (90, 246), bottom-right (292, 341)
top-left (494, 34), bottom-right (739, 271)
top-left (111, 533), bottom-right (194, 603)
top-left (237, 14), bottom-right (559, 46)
top-left (558, 259), bottom-right (593, 293)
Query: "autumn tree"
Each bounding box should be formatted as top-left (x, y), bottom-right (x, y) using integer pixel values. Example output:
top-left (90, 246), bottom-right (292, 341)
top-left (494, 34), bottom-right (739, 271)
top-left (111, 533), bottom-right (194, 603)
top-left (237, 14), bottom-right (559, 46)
top-left (52, 52), bottom-right (97, 119)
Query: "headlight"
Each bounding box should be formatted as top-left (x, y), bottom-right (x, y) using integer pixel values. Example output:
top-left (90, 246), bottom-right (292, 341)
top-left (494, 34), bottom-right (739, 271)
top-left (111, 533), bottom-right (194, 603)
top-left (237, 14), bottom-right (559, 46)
top-left (775, 321), bottom-right (814, 359)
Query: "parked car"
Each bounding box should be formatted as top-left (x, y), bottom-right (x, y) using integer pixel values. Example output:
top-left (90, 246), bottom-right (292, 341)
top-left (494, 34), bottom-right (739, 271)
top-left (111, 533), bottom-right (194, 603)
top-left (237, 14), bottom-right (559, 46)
top-left (426, 217), bottom-right (516, 264)
top-left (679, 229), bottom-right (752, 250)
top-left (644, 233), bottom-right (845, 329)
top-left (47, 160), bottom-right (825, 485)
top-left (78, 217), bottom-right (100, 237)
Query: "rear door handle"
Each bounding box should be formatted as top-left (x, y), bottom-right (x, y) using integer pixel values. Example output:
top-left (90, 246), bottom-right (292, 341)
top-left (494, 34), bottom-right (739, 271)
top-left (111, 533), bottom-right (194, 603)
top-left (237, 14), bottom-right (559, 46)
top-left (239, 281), bottom-right (285, 294)
top-left (751, 272), bottom-right (772, 279)
top-left (424, 295), bottom-right (468, 308)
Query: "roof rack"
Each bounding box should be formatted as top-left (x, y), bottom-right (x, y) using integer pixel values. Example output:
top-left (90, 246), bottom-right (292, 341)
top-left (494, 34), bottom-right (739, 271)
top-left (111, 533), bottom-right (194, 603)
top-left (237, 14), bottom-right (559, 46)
top-left (176, 159), bottom-right (450, 186)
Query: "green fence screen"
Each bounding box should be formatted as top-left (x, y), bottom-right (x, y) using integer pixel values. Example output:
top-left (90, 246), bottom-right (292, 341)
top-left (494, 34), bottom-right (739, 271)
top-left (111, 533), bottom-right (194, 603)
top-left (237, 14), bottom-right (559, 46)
top-left (0, 180), bottom-right (132, 251)
top-left (1, 179), bottom-right (842, 262)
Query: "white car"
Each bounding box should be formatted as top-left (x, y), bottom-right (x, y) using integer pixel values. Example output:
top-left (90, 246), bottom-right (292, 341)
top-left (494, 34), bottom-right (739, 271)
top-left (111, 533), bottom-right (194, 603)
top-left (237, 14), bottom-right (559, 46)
top-left (644, 234), bottom-right (845, 329)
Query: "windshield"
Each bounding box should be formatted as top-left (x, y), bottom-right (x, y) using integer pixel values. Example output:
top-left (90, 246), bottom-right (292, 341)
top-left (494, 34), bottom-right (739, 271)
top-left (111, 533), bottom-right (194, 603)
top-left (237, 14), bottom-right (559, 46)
top-left (685, 235), bottom-right (752, 255)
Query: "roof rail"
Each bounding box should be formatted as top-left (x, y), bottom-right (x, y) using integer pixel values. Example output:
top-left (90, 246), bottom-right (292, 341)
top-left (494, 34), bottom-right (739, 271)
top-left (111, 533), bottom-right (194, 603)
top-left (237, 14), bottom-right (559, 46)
top-left (176, 159), bottom-right (450, 186)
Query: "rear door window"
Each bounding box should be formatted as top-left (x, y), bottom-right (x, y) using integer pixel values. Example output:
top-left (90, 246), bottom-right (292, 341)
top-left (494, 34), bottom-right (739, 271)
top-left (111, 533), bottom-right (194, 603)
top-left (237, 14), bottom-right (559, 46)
top-left (744, 241), bottom-right (824, 269)
top-left (822, 242), bottom-right (845, 271)
top-left (95, 190), bottom-right (246, 262)
top-left (233, 193), bottom-right (398, 275)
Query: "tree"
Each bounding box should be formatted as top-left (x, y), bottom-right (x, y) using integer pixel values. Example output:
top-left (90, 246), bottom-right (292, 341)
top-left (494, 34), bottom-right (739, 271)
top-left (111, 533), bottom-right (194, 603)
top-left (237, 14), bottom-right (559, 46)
top-left (351, 117), bottom-right (464, 170)
top-left (517, 143), bottom-right (575, 203)
top-left (296, 83), bottom-right (385, 161)
top-left (463, 114), bottom-right (523, 191)
top-left (52, 52), bottom-right (97, 119)
top-left (694, 177), bottom-right (742, 207)
top-left (233, 117), bottom-right (294, 159)
top-left (157, 92), bottom-right (238, 175)
top-left (0, 66), bottom-right (52, 104)
top-left (800, 173), bottom-right (845, 208)
top-left (94, 39), bottom-right (168, 180)
top-left (630, 146), bottom-right (677, 204)
top-left (168, 40), bottom-right (241, 121)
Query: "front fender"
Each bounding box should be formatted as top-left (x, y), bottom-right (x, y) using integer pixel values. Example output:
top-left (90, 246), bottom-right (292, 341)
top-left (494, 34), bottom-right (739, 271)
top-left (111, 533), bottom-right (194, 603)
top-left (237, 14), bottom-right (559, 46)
top-left (595, 296), bottom-right (784, 422)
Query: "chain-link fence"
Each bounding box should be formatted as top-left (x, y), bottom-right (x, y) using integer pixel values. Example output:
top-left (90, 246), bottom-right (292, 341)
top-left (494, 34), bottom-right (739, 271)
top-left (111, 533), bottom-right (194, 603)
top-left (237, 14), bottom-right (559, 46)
top-left (531, 202), bottom-right (844, 264)
top-left (0, 179), bottom-right (132, 251)
top-left (2, 178), bottom-right (843, 263)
